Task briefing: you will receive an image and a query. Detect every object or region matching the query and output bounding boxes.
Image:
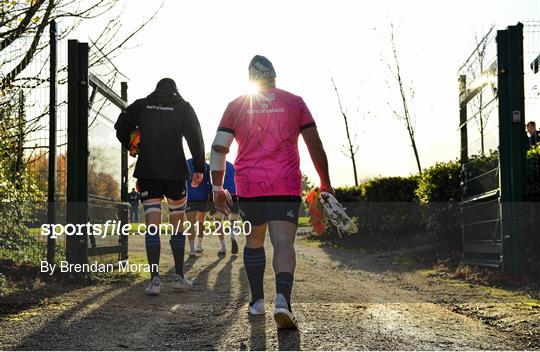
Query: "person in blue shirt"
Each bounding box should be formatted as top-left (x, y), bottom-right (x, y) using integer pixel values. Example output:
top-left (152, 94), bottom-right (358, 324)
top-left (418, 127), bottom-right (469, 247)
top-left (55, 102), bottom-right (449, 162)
top-left (186, 158), bottom-right (211, 257)
top-left (210, 160), bottom-right (240, 255)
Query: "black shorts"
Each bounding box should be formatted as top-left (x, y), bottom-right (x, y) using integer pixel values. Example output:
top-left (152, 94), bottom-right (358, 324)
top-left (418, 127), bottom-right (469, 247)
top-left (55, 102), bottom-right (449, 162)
top-left (209, 195), bottom-right (240, 216)
top-left (238, 195), bottom-right (301, 226)
top-left (185, 201), bottom-right (209, 213)
top-left (137, 179), bottom-right (186, 202)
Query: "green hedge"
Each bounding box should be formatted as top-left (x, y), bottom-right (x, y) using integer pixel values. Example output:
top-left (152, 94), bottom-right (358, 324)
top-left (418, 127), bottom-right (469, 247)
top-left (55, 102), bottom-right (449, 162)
top-left (361, 176), bottom-right (419, 202)
top-left (416, 160), bottom-right (462, 245)
top-left (0, 157), bottom-right (46, 264)
top-left (416, 160), bottom-right (461, 203)
top-left (316, 150), bottom-right (540, 252)
top-left (326, 176), bottom-right (421, 245)
top-left (334, 176), bottom-right (419, 203)
top-left (526, 145), bottom-right (540, 201)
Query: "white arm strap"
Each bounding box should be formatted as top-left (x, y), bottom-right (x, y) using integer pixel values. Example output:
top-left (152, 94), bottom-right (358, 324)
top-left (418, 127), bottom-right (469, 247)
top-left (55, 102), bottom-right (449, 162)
top-left (210, 131), bottom-right (234, 172)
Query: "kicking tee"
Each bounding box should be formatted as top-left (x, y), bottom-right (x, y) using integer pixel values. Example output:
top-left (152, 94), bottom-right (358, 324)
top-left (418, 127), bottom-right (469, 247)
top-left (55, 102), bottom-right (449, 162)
top-left (218, 88), bottom-right (316, 198)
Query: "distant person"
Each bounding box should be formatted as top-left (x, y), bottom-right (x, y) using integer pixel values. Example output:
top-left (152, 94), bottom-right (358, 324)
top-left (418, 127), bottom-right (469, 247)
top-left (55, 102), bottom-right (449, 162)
top-left (209, 160), bottom-right (239, 255)
top-left (185, 158), bottom-right (211, 257)
top-left (127, 188), bottom-right (141, 223)
top-left (209, 55), bottom-right (334, 330)
top-left (114, 78), bottom-right (205, 296)
top-left (527, 121), bottom-right (539, 149)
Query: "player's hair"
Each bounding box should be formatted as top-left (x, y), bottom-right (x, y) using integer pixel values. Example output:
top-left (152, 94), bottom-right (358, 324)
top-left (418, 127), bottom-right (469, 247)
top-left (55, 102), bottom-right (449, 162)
top-left (527, 121), bottom-right (536, 127)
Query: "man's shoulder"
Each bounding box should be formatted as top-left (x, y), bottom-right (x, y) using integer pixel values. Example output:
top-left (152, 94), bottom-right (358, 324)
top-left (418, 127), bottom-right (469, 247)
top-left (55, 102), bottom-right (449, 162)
top-left (131, 98), bottom-right (148, 108)
top-left (227, 95), bottom-right (248, 107)
top-left (273, 88), bottom-right (303, 101)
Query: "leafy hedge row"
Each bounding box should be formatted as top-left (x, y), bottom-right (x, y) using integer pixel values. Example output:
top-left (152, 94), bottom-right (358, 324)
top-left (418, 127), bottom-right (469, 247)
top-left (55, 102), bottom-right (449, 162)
top-left (0, 142), bottom-right (47, 263)
top-left (321, 150), bottom-right (540, 249)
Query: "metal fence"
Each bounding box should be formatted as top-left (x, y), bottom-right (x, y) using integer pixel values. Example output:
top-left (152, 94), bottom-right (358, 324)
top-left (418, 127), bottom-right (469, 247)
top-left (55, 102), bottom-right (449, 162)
top-left (65, 39), bottom-right (129, 264)
top-left (2, 22), bottom-right (130, 266)
top-left (523, 22), bottom-right (540, 272)
top-left (458, 26), bottom-right (502, 268)
top-left (459, 22), bottom-right (538, 275)
top-left (2, 22), bottom-right (69, 254)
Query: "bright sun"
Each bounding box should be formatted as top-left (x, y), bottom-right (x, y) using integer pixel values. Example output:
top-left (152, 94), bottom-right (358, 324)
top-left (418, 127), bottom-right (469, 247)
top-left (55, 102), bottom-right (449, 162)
top-left (248, 81), bottom-right (259, 95)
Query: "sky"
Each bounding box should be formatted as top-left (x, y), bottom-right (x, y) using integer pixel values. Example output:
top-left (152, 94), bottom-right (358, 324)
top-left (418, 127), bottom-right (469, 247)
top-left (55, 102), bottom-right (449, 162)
top-left (71, 0), bottom-right (540, 187)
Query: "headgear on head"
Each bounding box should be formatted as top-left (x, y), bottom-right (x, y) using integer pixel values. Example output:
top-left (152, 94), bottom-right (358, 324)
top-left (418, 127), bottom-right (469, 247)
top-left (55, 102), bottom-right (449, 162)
top-left (248, 55), bottom-right (276, 82)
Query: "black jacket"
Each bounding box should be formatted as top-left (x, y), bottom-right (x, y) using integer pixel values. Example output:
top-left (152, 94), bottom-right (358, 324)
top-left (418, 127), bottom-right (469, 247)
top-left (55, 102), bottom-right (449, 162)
top-left (127, 191), bottom-right (140, 205)
top-left (114, 92), bottom-right (205, 181)
top-left (530, 131), bottom-right (539, 148)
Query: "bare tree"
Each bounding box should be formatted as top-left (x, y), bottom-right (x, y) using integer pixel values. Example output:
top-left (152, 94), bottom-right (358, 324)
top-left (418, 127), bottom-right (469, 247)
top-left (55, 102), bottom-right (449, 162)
top-left (331, 77), bottom-right (359, 186)
top-left (385, 22), bottom-right (422, 175)
top-left (1, 0), bottom-right (162, 89)
top-left (0, 0), bottom-right (161, 182)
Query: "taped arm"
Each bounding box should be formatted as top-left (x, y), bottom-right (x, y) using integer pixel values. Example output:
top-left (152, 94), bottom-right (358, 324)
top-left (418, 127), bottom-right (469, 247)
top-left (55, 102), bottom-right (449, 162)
top-left (210, 130), bottom-right (234, 189)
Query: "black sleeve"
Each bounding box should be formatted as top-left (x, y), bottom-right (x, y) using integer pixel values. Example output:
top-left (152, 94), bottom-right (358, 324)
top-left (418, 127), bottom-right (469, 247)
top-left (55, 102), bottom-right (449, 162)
top-left (182, 103), bottom-right (206, 173)
top-left (114, 101), bottom-right (139, 149)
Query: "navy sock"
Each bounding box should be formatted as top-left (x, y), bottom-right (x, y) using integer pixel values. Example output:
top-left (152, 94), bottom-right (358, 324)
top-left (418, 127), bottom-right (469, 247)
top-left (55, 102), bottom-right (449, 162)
top-left (145, 232), bottom-right (161, 278)
top-left (243, 246), bottom-right (266, 304)
top-left (276, 272), bottom-right (294, 311)
top-left (169, 232), bottom-right (186, 277)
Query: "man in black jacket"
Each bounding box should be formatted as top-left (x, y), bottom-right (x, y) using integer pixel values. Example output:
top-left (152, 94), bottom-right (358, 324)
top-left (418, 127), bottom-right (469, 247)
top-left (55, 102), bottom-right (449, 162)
top-left (527, 121), bottom-right (539, 149)
top-left (127, 187), bottom-right (141, 223)
top-left (115, 78), bottom-right (205, 296)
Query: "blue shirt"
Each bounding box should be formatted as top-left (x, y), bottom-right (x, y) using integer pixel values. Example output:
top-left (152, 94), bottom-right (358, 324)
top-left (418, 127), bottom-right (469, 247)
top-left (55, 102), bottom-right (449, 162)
top-left (224, 161), bottom-right (237, 195)
top-left (187, 159), bottom-right (211, 201)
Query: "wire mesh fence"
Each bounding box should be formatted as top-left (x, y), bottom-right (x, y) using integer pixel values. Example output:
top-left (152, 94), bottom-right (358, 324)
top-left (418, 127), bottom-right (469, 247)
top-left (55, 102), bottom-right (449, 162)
top-left (1, 29), bottom-right (69, 259)
top-left (459, 27), bottom-right (500, 200)
top-left (458, 22), bottom-right (540, 271)
top-left (458, 27), bottom-right (502, 263)
top-left (523, 22), bottom-right (540, 270)
top-left (1, 23), bottom-right (129, 260)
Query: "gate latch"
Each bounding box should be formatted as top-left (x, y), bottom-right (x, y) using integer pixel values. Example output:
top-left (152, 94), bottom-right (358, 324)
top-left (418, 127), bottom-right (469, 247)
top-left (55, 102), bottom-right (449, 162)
top-left (512, 111), bottom-right (521, 123)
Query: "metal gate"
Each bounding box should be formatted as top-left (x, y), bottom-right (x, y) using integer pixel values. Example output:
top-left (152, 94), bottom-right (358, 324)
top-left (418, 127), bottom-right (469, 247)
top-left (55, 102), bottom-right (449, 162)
top-left (459, 23), bottom-right (526, 275)
top-left (65, 39), bottom-right (129, 267)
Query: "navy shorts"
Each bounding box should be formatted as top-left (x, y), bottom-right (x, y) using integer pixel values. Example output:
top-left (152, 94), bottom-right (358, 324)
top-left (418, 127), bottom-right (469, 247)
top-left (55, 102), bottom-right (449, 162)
top-left (137, 179), bottom-right (186, 202)
top-left (185, 201), bottom-right (209, 213)
top-left (238, 195), bottom-right (301, 226)
top-left (209, 195), bottom-right (240, 216)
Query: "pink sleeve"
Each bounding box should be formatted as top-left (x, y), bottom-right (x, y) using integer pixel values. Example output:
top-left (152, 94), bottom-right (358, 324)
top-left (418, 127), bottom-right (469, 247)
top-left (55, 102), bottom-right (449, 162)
top-left (218, 102), bottom-right (237, 134)
top-left (299, 97), bottom-right (316, 131)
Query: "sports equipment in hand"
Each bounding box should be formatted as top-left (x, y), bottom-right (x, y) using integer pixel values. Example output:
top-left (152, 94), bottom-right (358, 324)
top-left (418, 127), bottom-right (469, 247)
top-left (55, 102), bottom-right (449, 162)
top-left (306, 188), bottom-right (358, 236)
top-left (128, 129), bottom-right (141, 157)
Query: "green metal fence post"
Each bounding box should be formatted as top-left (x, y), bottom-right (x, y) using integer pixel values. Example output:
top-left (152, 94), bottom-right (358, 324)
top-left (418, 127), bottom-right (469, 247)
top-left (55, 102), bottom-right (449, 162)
top-left (497, 23), bottom-right (526, 276)
top-left (120, 81), bottom-right (129, 262)
top-left (47, 20), bottom-right (58, 265)
top-left (67, 40), bottom-right (89, 269)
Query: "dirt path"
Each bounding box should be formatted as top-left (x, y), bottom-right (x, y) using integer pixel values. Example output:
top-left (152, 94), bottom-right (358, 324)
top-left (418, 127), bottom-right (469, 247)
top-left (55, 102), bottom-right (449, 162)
top-left (0, 234), bottom-right (538, 350)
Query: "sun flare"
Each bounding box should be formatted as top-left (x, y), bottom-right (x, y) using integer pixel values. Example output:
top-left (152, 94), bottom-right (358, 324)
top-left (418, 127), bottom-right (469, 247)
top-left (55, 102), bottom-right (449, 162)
top-left (247, 81), bottom-right (260, 95)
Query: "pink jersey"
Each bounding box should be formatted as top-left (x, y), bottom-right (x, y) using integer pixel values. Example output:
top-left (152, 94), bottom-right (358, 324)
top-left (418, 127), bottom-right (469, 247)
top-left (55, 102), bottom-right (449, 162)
top-left (218, 88), bottom-right (316, 198)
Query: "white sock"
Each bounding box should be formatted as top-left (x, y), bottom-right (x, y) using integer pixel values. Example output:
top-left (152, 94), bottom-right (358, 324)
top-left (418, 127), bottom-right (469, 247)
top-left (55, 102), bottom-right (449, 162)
top-left (231, 233), bottom-right (237, 242)
top-left (189, 240), bottom-right (196, 252)
top-left (220, 238), bottom-right (227, 250)
top-left (197, 237), bottom-right (203, 249)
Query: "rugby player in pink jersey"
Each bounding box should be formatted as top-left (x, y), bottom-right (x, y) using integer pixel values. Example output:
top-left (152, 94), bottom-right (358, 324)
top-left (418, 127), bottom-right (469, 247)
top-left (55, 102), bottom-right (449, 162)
top-left (209, 55), bottom-right (333, 330)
